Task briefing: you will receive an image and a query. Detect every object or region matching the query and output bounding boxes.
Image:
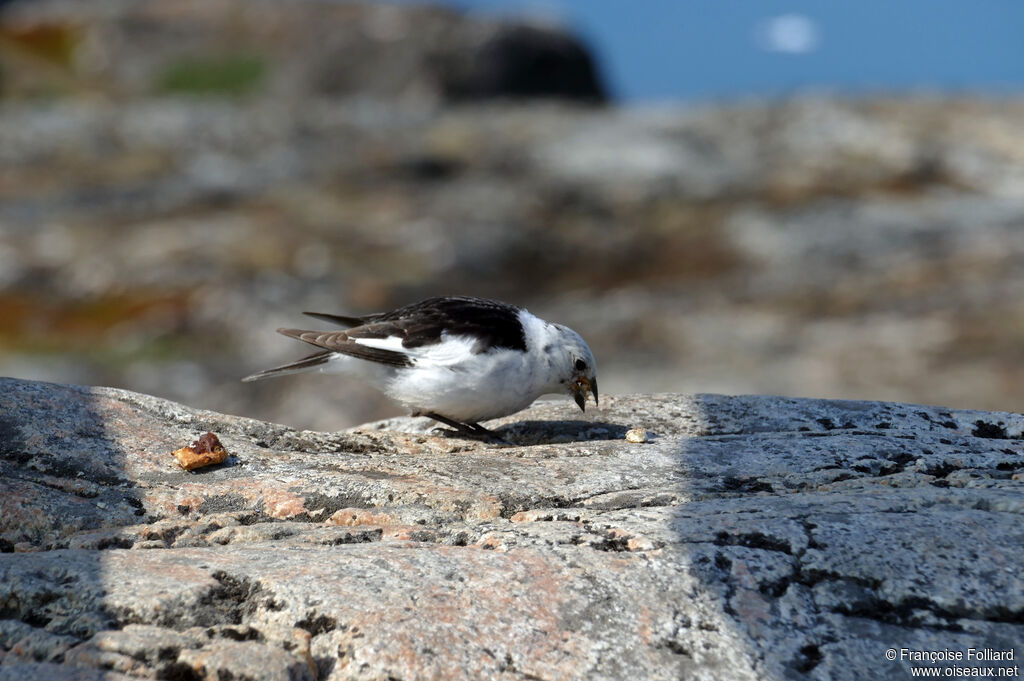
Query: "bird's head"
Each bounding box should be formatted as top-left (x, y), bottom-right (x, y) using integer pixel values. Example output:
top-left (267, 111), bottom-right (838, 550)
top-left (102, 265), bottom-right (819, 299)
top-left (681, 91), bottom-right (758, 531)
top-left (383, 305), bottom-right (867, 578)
top-left (549, 324), bottom-right (598, 412)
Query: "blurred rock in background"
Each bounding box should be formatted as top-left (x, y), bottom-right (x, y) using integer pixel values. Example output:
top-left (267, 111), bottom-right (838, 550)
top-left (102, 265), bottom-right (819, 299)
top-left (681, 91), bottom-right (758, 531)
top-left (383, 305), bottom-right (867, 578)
top-left (2, 0), bottom-right (1024, 430)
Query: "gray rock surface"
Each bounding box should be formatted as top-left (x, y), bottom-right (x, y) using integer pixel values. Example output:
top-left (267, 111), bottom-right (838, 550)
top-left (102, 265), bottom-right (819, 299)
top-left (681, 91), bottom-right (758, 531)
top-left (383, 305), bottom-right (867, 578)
top-left (1, 376), bottom-right (1021, 680)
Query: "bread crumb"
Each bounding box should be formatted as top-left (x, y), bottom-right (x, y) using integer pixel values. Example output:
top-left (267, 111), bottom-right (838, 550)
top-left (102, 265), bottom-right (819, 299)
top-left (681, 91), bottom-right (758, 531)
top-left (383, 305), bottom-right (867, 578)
top-left (173, 432), bottom-right (228, 471)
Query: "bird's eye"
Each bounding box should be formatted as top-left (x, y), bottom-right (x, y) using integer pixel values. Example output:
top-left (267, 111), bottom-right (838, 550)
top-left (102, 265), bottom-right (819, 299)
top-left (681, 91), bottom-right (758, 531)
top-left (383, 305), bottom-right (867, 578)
top-left (574, 358), bottom-right (587, 371)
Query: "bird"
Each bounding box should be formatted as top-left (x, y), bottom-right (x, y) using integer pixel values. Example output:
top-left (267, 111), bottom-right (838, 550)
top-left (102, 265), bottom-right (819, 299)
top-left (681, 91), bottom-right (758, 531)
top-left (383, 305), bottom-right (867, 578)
top-left (243, 296), bottom-right (598, 439)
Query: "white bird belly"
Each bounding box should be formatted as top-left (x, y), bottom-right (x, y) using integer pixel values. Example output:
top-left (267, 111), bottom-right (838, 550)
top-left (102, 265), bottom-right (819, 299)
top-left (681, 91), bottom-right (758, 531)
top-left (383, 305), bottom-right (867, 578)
top-left (385, 350), bottom-right (539, 422)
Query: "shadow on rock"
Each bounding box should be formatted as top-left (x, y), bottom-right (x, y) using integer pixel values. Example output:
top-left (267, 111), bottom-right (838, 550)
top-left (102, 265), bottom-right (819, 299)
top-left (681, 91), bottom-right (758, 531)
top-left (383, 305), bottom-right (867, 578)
top-left (663, 393), bottom-right (1024, 680)
top-left (495, 420), bottom-right (629, 444)
top-left (0, 379), bottom-right (140, 669)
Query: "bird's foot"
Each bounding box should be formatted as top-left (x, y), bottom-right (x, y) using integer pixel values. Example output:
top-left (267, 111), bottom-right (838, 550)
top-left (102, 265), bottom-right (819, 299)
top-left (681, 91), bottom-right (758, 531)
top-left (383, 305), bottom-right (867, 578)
top-left (464, 422), bottom-right (515, 447)
top-left (419, 413), bottom-right (514, 446)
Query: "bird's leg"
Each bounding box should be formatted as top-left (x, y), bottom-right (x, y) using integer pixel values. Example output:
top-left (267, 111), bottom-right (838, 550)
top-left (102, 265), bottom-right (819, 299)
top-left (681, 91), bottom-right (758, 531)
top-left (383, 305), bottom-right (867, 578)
top-left (466, 422), bottom-right (503, 438)
top-left (419, 411), bottom-right (477, 435)
top-left (419, 412), bottom-right (511, 444)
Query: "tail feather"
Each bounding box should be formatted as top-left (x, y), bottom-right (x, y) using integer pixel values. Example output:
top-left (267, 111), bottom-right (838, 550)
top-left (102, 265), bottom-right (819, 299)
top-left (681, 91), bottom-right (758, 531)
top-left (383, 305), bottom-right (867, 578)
top-left (241, 351), bottom-right (332, 382)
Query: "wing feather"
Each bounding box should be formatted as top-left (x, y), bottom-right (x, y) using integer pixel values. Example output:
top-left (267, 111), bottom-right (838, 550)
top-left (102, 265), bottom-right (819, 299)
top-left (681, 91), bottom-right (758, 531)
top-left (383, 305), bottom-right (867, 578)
top-left (302, 311), bottom-right (371, 328)
top-left (241, 350), bottom-right (332, 382)
top-left (276, 328), bottom-right (412, 367)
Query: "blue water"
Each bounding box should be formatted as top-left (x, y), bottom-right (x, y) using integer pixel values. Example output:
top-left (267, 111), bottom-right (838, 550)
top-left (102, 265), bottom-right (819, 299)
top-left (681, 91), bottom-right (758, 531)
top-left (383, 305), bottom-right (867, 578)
top-left (445, 0), bottom-right (1024, 102)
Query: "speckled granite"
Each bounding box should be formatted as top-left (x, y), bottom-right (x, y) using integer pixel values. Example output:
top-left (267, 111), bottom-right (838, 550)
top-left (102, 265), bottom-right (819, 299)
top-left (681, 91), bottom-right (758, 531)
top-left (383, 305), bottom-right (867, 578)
top-left (1, 377), bottom-right (1021, 680)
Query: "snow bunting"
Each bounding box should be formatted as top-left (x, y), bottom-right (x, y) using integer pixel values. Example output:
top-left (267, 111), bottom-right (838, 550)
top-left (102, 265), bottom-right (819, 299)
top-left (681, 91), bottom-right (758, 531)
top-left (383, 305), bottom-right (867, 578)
top-left (244, 296), bottom-right (598, 437)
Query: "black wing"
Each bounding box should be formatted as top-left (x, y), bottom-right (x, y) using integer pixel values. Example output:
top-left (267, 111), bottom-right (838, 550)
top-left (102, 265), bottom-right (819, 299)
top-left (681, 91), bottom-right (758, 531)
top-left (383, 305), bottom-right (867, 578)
top-left (354, 296), bottom-right (527, 353)
top-left (279, 297), bottom-right (527, 368)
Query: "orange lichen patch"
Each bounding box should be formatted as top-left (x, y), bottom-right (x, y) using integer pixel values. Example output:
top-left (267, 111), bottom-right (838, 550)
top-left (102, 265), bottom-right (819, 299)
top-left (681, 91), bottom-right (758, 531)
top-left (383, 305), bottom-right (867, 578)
top-left (626, 535), bottom-right (659, 552)
top-left (609, 528), bottom-right (659, 552)
top-left (261, 490), bottom-right (308, 519)
top-left (0, 291), bottom-right (191, 350)
top-left (510, 509), bottom-right (584, 524)
top-left (382, 526), bottom-right (435, 541)
top-left (172, 433), bottom-right (228, 471)
top-left (464, 496), bottom-right (503, 521)
top-left (0, 20), bottom-right (81, 68)
top-left (509, 510), bottom-right (539, 523)
top-left (475, 532), bottom-right (512, 552)
top-left (327, 508), bottom-right (398, 527)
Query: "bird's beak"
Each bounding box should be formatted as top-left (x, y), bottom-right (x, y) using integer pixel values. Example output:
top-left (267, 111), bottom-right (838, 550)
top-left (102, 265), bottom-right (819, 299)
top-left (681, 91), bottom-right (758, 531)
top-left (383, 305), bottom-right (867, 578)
top-left (571, 377), bottom-right (597, 412)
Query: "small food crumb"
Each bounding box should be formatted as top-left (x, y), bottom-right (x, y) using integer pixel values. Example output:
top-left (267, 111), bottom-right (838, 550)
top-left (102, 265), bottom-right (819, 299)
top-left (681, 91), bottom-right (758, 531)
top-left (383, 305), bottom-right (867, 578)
top-left (173, 432), bottom-right (228, 471)
top-left (625, 428), bottom-right (648, 444)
